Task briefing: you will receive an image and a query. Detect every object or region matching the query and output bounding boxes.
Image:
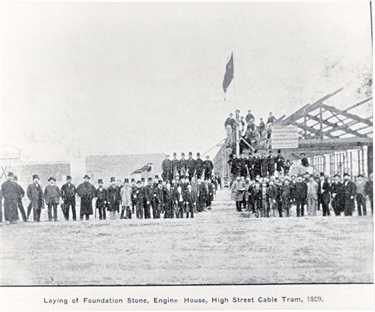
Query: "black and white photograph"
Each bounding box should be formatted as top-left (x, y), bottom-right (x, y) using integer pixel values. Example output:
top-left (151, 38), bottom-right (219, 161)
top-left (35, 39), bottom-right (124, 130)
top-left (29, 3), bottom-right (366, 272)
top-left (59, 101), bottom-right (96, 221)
top-left (0, 1), bottom-right (374, 310)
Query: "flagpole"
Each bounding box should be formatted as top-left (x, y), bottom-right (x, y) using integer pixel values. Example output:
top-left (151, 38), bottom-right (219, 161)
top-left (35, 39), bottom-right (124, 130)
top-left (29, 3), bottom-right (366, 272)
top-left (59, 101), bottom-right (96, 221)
top-left (233, 51), bottom-right (240, 158)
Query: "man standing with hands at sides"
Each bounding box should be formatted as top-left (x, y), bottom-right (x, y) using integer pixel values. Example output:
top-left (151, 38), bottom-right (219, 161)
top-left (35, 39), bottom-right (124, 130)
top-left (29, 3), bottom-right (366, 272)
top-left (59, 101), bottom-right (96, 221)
top-left (171, 153), bottom-right (180, 180)
top-left (1, 172), bottom-right (19, 224)
top-left (195, 153), bottom-right (204, 180)
top-left (294, 175), bottom-right (307, 217)
top-left (26, 174), bottom-right (44, 222)
top-left (61, 175), bottom-right (77, 221)
top-left (275, 150), bottom-right (284, 177)
top-left (187, 152), bottom-right (196, 181)
top-left (179, 153), bottom-right (188, 178)
top-left (331, 174), bottom-right (343, 216)
top-left (203, 155), bottom-right (214, 180)
top-left (184, 184), bottom-right (197, 218)
top-left (107, 177), bottom-right (120, 220)
top-left (14, 175), bottom-right (27, 221)
top-left (161, 154), bottom-right (172, 182)
top-left (342, 173), bottom-right (357, 216)
top-left (232, 176), bottom-right (245, 212)
top-left (307, 175), bottom-right (319, 216)
top-left (44, 177), bottom-right (60, 222)
top-left (130, 178), bottom-right (137, 214)
top-left (320, 173), bottom-right (331, 217)
top-left (355, 174), bottom-right (367, 216)
top-left (96, 179), bottom-right (108, 220)
top-left (77, 175), bottom-right (96, 221)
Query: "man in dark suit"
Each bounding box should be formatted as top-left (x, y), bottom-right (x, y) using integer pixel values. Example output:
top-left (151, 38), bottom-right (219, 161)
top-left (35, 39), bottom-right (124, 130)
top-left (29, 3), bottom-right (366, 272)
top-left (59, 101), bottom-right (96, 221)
top-left (179, 153), bottom-right (188, 178)
top-left (331, 174), bottom-right (343, 216)
top-left (294, 175), bottom-right (307, 217)
top-left (187, 152), bottom-right (196, 181)
top-left (275, 149), bottom-right (284, 176)
top-left (14, 175), bottom-right (27, 221)
top-left (107, 177), bottom-right (121, 219)
top-left (26, 174), bottom-right (44, 222)
top-left (203, 155), bottom-right (214, 180)
top-left (95, 179), bottom-right (108, 220)
top-left (61, 175), bottom-right (77, 221)
top-left (171, 153), bottom-right (180, 180)
top-left (267, 150), bottom-right (275, 177)
top-left (300, 153), bottom-right (309, 167)
top-left (1, 172), bottom-right (19, 224)
top-left (319, 173), bottom-right (331, 216)
top-left (238, 153), bottom-right (248, 177)
top-left (365, 173), bottom-right (373, 215)
top-left (161, 154), bottom-right (172, 182)
top-left (195, 153), bottom-right (204, 180)
top-left (342, 173), bottom-right (357, 216)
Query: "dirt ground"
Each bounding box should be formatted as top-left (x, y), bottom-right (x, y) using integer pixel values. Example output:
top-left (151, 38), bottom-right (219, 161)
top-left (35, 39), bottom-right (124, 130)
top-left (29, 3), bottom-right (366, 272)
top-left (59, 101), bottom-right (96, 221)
top-left (0, 190), bottom-right (373, 285)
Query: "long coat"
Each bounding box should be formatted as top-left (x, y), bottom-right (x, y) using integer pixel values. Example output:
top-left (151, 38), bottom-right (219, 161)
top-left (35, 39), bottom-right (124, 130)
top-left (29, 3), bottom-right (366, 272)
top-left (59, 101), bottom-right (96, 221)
top-left (27, 182), bottom-right (44, 211)
top-left (231, 180), bottom-right (245, 201)
top-left (77, 182), bottom-right (96, 215)
top-left (120, 184), bottom-right (132, 207)
top-left (107, 185), bottom-right (120, 212)
top-left (342, 180), bottom-right (357, 212)
top-left (44, 185), bottom-right (60, 205)
top-left (2, 180), bottom-right (19, 221)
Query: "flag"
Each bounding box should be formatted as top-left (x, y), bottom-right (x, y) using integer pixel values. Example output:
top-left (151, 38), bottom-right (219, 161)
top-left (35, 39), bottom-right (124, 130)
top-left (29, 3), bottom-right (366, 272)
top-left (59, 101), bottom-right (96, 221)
top-left (222, 53), bottom-right (234, 93)
top-left (131, 163), bottom-right (153, 175)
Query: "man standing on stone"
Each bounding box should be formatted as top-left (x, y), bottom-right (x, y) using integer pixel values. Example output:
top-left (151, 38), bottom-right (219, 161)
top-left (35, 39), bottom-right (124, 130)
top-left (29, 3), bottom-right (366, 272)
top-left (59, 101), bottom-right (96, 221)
top-left (26, 174), bottom-right (44, 222)
top-left (187, 152), bottom-right (196, 181)
top-left (203, 155), bottom-right (214, 180)
top-left (14, 175), bottom-right (27, 221)
top-left (76, 175), bottom-right (96, 220)
top-left (44, 177), bottom-right (61, 221)
top-left (161, 154), bottom-right (172, 182)
top-left (61, 175), bottom-right (77, 221)
top-left (1, 172), bottom-right (19, 224)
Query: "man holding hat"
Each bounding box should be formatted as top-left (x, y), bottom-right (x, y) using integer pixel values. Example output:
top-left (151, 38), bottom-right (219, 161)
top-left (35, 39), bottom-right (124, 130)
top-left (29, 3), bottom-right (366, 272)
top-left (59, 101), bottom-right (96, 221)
top-left (61, 175), bottom-right (77, 221)
top-left (342, 173), bottom-right (357, 216)
top-left (120, 178), bottom-right (132, 219)
top-left (95, 179), bottom-right (108, 220)
top-left (26, 174), bottom-right (44, 222)
top-left (107, 177), bottom-right (121, 220)
top-left (77, 175), bottom-right (96, 220)
top-left (14, 175), bottom-right (27, 221)
top-left (1, 172), bottom-right (19, 223)
top-left (187, 152), bottom-right (196, 181)
top-left (44, 177), bottom-right (61, 221)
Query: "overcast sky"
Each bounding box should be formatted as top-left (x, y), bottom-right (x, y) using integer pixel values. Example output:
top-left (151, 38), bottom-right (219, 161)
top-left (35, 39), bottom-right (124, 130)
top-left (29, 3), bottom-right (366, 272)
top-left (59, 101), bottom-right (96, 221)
top-left (1, 2), bottom-right (372, 165)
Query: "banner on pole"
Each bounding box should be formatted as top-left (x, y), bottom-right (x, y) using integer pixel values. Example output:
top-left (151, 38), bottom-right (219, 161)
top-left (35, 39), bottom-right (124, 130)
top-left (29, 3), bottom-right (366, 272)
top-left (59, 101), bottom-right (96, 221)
top-left (271, 125), bottom-right (299, 149)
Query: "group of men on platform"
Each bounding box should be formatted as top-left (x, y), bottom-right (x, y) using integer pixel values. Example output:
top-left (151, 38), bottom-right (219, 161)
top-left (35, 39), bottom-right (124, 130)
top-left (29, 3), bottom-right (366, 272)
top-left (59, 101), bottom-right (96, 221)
top-left (231, 171), bottom-right (373, 218)
top-left (0, 171), bottom-right (218, 224)
top-left (161, 152), bottom-right (214, 182)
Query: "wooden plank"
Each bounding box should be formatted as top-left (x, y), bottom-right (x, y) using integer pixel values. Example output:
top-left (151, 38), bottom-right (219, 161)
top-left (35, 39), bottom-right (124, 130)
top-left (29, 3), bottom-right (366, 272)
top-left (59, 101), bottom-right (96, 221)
top-left (293, 122), bottom-right (338, 139)
top-left (306, 114), bottom-right (368, 138)
top-left (321, 104), bottom-right (373, 127)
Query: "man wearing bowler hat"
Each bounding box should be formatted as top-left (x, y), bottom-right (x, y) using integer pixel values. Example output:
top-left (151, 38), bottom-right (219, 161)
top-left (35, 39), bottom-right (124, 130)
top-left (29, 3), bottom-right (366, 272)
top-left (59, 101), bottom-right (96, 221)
top-left (1, 172), bottom-right (19, 224)
top-left (26, 174), bottom-right (44, 222)
top-left (61, 175), bottom-right (77, 221)
top-left (44, 177), bottom-right (61, 221)
top-left (77, 175), bottom-right (96, 220)
top-left (107, 177), bottom-right (121, 219)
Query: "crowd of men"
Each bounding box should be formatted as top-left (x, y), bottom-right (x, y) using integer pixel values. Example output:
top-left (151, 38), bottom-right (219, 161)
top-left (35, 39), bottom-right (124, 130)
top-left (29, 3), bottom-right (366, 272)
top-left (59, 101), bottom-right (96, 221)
top-left (224, 109), bottom-right (277, 152)
top-left (0, 153), bottom-right (222, 224)
top-left (231, 170), bottom-right (373, 218)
